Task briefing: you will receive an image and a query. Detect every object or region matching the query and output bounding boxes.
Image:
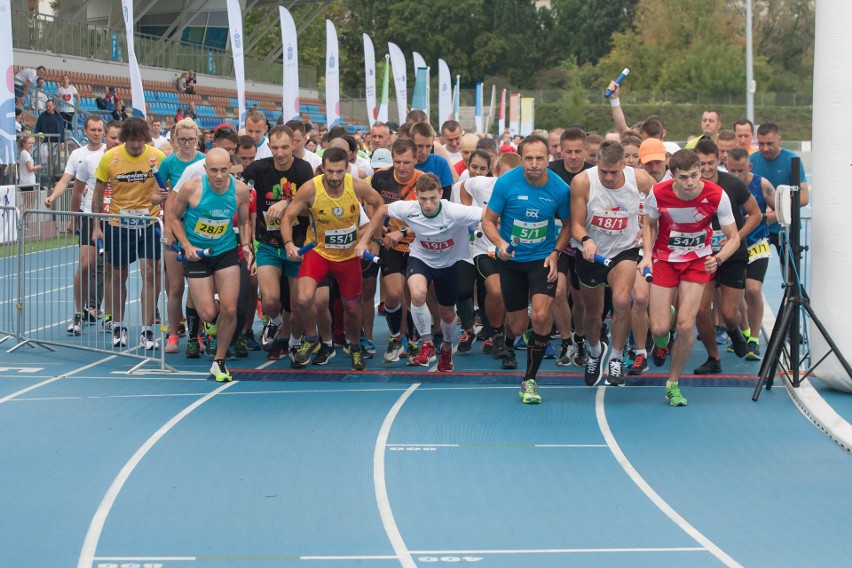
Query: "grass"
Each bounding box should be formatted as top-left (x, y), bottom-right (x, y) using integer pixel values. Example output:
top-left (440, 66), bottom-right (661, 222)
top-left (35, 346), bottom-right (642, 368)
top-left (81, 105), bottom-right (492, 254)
top-left (0, 234), bottom-right (77, 259)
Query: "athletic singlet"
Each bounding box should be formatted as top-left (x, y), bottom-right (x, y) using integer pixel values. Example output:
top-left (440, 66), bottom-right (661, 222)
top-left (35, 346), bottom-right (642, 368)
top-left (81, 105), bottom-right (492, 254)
top-left (370, 167), bottom-right (422, 253)
top-left (644, 179), bottom-right (735, 263)
top-left (745, 174), bottom-right (769, 245)
top-left (571, 166), bottom-right (641, 258)
top-left (462, 176), bottom-right (499, 258)
top-left (95, 144), bottom-right (165, 227)
top-left (307, 173), bottom-right (361, 262)
top-left (182, 174), bottom-right (237, 256)
top-left (487, 166), bottom-right (570, 262)
top-left (159, 151), bottom-right (204, 188)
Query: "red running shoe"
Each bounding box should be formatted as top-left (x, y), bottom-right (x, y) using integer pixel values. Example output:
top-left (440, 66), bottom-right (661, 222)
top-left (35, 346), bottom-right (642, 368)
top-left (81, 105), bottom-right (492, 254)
top-left (437, 347), bottom-right (453, 372)
top-left (411, 341), bottom-right (436, 366)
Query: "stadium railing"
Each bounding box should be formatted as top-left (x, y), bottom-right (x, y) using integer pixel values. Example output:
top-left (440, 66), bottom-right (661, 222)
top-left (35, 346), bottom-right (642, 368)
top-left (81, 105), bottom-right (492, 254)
top-left (8, 209), bottom-right (173, 373)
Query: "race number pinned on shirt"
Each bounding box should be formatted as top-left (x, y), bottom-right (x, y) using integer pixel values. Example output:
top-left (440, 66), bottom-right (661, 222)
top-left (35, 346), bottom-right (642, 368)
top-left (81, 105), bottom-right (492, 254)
top-left (511, 219), bottom-right (547, 244)
top-left (668, 230), bottom-right (706, 253)
top-left (324, 225), bottom-right (357, 249)
top-left (711, 229), bottom-right (725, 252)
top-left (747, 238), bottom-right (771, 263)
top-left (193, 217), bottom-right (229, 239)
top-left (419, 236), bottom-right (455, 251)
top-left (119, 208), bottom-right (150, 228)
top-left (590, 209), bottom-right (629, 234)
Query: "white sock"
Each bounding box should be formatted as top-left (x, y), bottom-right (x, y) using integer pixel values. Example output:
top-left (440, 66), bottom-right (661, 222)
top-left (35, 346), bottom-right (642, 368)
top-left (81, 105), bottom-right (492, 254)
top-left (589, 341), bottom-right (602, 358)
top-left (440, 316), bottom-right (457, 348)
top-left (409, 303), bottom-right (432, 342)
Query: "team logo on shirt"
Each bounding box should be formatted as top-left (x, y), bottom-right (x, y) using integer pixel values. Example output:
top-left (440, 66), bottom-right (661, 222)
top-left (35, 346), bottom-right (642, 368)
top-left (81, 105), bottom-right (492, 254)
top-left (267, 179), bottom-right (295, 201)
top-left (525, 209), bottom-right (539, 219)
top-left (332, 207), bottom-right (343, 218)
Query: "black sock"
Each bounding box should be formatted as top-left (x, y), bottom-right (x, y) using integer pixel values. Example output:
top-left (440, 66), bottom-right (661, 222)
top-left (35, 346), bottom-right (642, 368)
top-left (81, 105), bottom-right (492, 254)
top-left (493, 325), bottom-right (504, 336)
top-left (384, 304), bottom-right (403, 335)
top-left (525, 332), bottom-right (549, 380)
top-left (186, 307), bottom-right (200, 339)
top-left (574, 334), bottom-right (585, 346)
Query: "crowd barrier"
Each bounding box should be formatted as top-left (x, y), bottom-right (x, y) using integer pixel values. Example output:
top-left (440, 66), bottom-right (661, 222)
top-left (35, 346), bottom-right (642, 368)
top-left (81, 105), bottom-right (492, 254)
top-left (5, 209), bottom-right (173, 373)
top-left (1, 203), bottom-right (19, 344)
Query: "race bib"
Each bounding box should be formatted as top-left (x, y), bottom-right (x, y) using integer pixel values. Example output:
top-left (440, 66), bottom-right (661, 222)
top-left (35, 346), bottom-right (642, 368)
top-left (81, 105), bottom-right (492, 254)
top-left (711, 229), bottom-right (725, 252)
top-left (747, 238), bottom-right (771, 263)
top-left (119, 208), bottom-right (149, 228)
top-left (193, 217), bottom-right (229, 239)
top-left (590, 209), bottom-right (630, 234)
top-left (511, 219), bottom-right (547, 244)
top-left (419, 237), bottom-right (455, 251)
top-left (667, 230), bottom-right (706, 253)
top-left (263, 210), bottom-right (281, 232)
top-left (323, 225), bottom-right (357, 249)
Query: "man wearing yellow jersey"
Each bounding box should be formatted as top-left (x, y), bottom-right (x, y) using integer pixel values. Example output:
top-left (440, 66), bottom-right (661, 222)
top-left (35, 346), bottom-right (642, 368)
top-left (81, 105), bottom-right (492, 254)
top-left (280, 147), bottom-right (385, 370)
top-left (91, 118), bottom-right (167, 349)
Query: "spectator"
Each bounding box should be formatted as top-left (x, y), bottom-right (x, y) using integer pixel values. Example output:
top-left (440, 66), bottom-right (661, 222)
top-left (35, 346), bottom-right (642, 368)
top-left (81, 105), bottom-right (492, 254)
top-left (185, 71), bottom-right (196, 94)
top-left (35, 99), bottom-right (65, 144)
top-left (31, 77), bottom-right (48, 114)
top-left (174, 106), bottom-right (184, 123)
top-left (14, 65), bottom-right (45, 108)
top-left (56, 75), bottom-right (79, 131)
top-left (305, 136), bottom-right (319, 153)
top-left (17, 135), bottom-right (42, 190)
top-left (185, 102), bottom-right (198, 121)
top-left (150, 118), bottom-right (166, 148)
top-left (176, 72), bottom-right (188, 93)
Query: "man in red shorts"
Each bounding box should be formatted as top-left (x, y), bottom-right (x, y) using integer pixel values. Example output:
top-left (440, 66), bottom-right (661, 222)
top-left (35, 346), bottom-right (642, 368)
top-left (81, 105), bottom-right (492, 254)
top-left (638, 149), bottom-right (741, 407)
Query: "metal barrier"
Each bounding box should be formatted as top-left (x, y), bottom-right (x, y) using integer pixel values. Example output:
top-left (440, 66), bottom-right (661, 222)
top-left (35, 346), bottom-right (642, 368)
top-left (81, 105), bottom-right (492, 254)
top-left (0, 203), bottom-right (19, 344)
top-left (9, 210), bottom-right (173, 372)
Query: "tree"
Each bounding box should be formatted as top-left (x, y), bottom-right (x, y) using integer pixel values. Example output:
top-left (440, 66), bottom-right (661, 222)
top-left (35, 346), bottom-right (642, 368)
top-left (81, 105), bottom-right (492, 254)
top-left (550, 0), bottom-right (638, 66)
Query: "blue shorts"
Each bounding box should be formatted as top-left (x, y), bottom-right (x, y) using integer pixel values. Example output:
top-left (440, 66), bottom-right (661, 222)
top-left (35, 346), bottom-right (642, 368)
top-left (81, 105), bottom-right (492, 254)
top-left (103, 223), bottom-right (160, 267)
top-left (256, 242), bottom-right (300, 278)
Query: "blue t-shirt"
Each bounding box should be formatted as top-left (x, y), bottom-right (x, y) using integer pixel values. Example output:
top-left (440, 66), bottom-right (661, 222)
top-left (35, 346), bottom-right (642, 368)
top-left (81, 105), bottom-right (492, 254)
top-left (415, 154), bottom-right (454, 189)
top-left (487, 167), bottom-right (570, 262)
top-left (744, 174), bottom-right (769, 246)
top-left (160, 151), bottom-right (204, 188)
top-left (750, 148), bottom-right (807, 235)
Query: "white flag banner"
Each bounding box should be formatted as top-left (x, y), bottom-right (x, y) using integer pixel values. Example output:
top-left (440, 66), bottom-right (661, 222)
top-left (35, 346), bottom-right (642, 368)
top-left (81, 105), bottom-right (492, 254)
top-left (363, 33), bottom-right (377, 128)
top-left (474, 83), bottom-right (483, 134)
top-left (388, 42), bottom-right (407, 122)
top-left (438, 59), bottom-right (452, 126)
top-left (498, 88), bottom-right (506, 136)
top-left (280, 6), bottom-right (300, 122)
top-left (0, 0), bottom-right (17, 165)
top-left (325, 19), bottom-right (340, 127)
top-left (226, 0), bottom-right (246, 129)
top-left (121, 0), bottom-right (146, 118)
top-left (377, 55), bottom-right (390, 123)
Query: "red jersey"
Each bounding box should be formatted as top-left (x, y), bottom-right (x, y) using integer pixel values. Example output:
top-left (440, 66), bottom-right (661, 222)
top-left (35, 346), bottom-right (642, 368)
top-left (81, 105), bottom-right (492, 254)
top-left (644, 179), bottom-right (735, 262)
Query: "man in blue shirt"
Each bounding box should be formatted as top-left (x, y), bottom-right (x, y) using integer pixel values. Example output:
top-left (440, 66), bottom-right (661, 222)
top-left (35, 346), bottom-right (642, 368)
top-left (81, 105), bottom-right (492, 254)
top-left (411, 122), bottom-right (455, 198)
top-left (749, 122), bottom-right (809, 263)
top-left (482, 134), bottom-right (572, 404)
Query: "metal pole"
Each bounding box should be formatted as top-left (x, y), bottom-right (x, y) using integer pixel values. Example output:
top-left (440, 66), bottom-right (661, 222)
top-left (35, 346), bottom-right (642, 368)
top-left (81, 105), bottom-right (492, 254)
top-left (746, 0), bottom-right (755, 122)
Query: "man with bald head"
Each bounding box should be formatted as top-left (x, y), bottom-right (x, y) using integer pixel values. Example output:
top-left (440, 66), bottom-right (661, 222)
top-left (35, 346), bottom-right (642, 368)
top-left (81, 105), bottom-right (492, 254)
top-left (454, 133), bottom-right (480, 178)
top-left (169, 148), bottom-right (253, 382)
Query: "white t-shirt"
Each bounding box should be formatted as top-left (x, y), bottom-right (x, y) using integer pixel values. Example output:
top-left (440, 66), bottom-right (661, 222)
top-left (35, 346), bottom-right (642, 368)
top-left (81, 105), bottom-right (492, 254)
top-left (172, 160), bottom-right (207, 193)
top-left (387, 199), bottom-right (483, 268)
top-left (31, 90), bottom-right (48, 113)
top-left (256, 138), bottom-right (272, 160)
top-left (74, 148), bottom-right (107, 213)
top-left (460, 176), bottom-right (499, 258)
top-left (14, 68), bottom-right (37, 87)
top-left (18, 150), bottom-right (36, 187)
top-left (301, 149), bottom-right (322, 172)
top-left (64, 144), bottom-right (105, 178)
top-left (150, 135), bottom-right (167, 149)
top-left (664, 141), bottom-right (681, 154)
top-left (56, 85), bottom-right (79, 113)
top-left (354, 155), bottom-right (374, 178)
top-left (446, 150), bottom-right (463, 166)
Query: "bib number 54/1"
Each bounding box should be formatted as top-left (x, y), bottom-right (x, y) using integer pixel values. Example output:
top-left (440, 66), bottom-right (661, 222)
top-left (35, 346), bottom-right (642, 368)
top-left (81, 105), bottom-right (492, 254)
top-left (668, 230), bottom-right (706, 252)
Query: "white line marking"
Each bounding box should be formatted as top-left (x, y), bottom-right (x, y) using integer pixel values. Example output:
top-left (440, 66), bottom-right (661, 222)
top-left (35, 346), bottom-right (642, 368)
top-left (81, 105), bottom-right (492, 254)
top-left (94, 557), bottom-right (196, 562)
top-left (374, 383), bottom-right (419, 568)
top-left (77, 381), bottom-right (236, 568)
top-left (410, 547), bottom-right (706, 555)
top-left (595, 387), bottom-right (743, 567)
top-left (0, 355), bottom-right (116, 405)
top-left (301, 555), bottom-right (399, 560)
top-left (534, 444), bottom-right (608, 448)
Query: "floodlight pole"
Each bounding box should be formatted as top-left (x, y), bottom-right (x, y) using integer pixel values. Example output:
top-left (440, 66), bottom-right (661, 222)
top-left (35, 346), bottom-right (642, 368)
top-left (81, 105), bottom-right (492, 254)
top-left (746, 0), bottom-right (755, 122)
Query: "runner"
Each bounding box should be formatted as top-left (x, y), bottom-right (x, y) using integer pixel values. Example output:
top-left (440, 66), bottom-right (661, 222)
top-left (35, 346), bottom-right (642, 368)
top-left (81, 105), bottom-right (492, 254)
top-left (358, 173), bottom-right (483, 371)
top-left (281, 147), bottom-right (385, 370)
top-left (481, 134), bottom-right (572, 404)
top-left (90, 117), bottom-right (166, 349)
top-left (168, 148), bottom-right (253, 381)
top-left (570, 141), bottom-right (654, 385)
top-left (638, 149), bottom-right (741, 407)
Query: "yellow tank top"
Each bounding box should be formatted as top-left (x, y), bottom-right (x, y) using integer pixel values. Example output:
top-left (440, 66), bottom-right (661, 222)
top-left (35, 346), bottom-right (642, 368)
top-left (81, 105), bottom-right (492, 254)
top-left (95, 144), bottom-right (165, 227)
top-left (307, 173), bottom-right (361, 261)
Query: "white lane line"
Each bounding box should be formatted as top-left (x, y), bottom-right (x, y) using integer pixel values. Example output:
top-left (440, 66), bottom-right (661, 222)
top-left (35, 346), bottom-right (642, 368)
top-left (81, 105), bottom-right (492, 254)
top-left (595, 387), bottom-right (743, 568)
top-left (77, 381), bottom-right (236, 568)
top-left (301, 555), bottom-right (398, 561)
top-left (0, 355), bottom-right (117, 406)
top-left (387, 443), bottom-right (607, 448)
top-left (410, 547), bottom-right (706, 555)
top-left (374, 383), bottom-right (419, 568)
top-left (534, 444), bottom-right (608, 448)
top-left (94, 557), bottom-right (196, 562)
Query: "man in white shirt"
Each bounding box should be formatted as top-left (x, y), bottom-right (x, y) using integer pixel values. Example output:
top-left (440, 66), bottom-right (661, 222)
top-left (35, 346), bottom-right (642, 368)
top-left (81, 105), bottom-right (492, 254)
top-left (440, 120), bottom-right (463, 166)
top-left (14, 65), bottom-right (45, 108)
top-left (150, 118), bottom-right (167, 149)
top-left (245, 110), bottom-right (271, 159)
top-left (285, 119), bottom-right (321, 172)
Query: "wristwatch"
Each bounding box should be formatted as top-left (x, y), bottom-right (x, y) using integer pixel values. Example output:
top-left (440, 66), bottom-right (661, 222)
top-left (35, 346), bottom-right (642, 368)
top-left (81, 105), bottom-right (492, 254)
top-left (581, 235), bottom-right (592, 243)
top-left (399, 225), bottom-right (408, 236)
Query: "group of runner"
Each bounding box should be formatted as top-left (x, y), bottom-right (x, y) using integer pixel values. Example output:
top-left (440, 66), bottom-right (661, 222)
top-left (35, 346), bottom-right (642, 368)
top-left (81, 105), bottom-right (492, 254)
top-left (48, 85), bottom-right (808, 406)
